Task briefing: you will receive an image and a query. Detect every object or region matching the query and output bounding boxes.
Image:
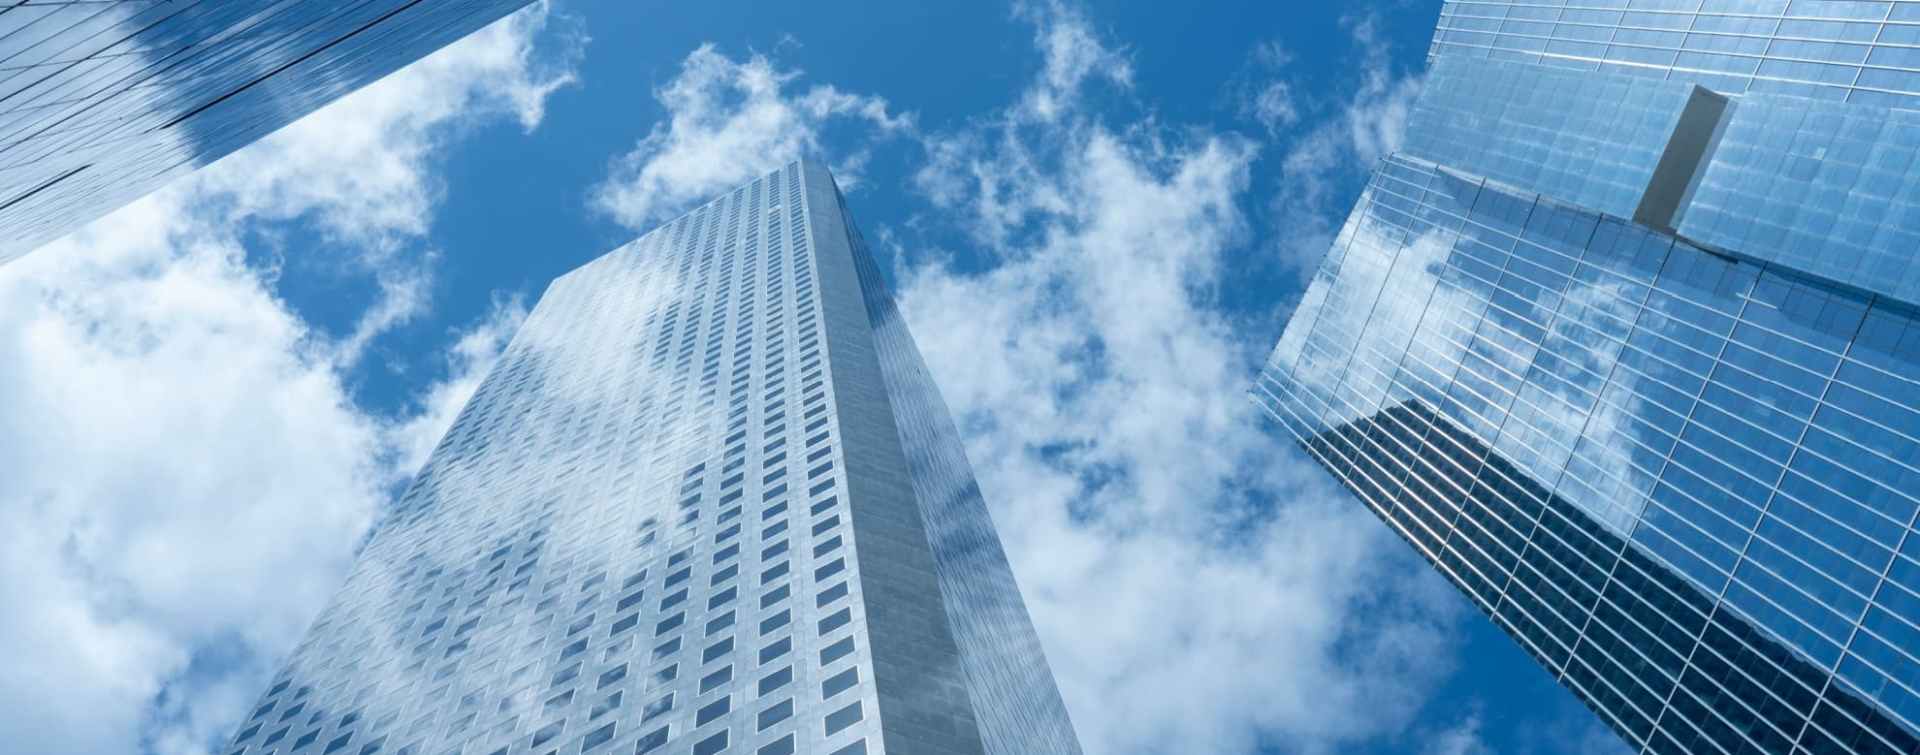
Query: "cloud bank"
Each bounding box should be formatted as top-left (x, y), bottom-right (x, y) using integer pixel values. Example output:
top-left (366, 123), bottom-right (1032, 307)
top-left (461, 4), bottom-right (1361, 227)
top-left (0, 5), bottom-right (580, 754)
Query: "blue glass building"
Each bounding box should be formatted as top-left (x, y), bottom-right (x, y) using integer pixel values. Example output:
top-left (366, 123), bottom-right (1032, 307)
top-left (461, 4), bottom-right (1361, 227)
top-left (1258, 3), bottom-right (1920, 753)
top-left (0, 0), bottom-right (533, 264)
top-left (220, 162), bottom-right (1081, 755)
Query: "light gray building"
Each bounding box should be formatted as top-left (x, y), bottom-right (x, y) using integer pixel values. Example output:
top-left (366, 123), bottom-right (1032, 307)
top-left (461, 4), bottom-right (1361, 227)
top-left (221, 161), bottom-right (1081, 755)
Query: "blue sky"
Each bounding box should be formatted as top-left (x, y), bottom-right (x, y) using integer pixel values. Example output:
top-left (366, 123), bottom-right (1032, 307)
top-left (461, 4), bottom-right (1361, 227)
top-left (0, 2), bottom-right (1628, 754)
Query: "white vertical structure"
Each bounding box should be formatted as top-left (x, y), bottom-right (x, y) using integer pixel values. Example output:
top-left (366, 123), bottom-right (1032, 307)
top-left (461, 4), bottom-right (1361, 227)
top-left (221, 161), bottom-right (1080, 755)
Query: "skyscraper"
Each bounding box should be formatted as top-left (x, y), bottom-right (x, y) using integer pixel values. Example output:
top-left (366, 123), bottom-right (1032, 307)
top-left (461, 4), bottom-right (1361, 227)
top-left (220, 162), bottom-right (1081, 755)
top-left (0, 0), bottom-right (534, 265)
top-left (1257, 3), bottom-right (1920, 753)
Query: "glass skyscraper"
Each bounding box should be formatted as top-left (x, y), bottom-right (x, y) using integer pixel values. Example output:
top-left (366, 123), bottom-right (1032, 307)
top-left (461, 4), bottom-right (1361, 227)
top-left (220, 162), bottom-right (1081, 755)
top-left (0, 0), bottom-right (533, 265)
top-left (1258, 3), bottom-right (1920, 753)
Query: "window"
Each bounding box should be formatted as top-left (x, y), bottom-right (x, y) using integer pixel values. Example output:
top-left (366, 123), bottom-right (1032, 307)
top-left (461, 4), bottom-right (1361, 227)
top-left (701, 665), bottom-right (734, 694)
top-left (693, 731), bottom-right (729, 755)
top-left (760, 637), bottom-right (791, 665)
top-left (818, 607), bottom-right (852, 635)
top-left (825, 702), bottom-right (863, 736)
top-left (820, 636), bottom-right (855, 665)
top-left (758, 699), bottom-right (794, 730)
top-left (758, 734), bottom-right (796, 755)
top-left (530, 721), bottom-right (563, 748)
top-left (634, 727), bottom-right (669, 753)
top-left (580, 722), bottom-right (616, 751)
top-left (822, 667), bottom-right (859, 699)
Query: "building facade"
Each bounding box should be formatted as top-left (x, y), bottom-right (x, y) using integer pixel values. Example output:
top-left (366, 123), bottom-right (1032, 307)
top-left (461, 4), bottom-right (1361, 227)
top-left (0, 0), bottom-right (533, 264)
top-left (221, 162), bottom-right (1081, 755)
top-left (1257, 3), bottom-right (1920, 753)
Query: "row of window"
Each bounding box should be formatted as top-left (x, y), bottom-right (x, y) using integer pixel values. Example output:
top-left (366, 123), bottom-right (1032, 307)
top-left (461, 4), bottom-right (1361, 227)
top-left (230, 166), bottom-right (883, 755)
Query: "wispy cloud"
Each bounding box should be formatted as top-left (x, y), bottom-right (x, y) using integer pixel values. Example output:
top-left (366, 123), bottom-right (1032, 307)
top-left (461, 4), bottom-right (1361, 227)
top-left (0, 6), bottom-right (581, 754)
top-left (1268, 11), bottom-right (1425, 277)
top-left (1015, 0), bottom-right (1134, 123)
top-left (894, 7), bottom-right (1461, 752)
top-left (192, 2), bottom-right (584, 249)
top-left (590, 44), bottom-right (912, 230)
top-left (1425, 712), bottom-right (1494, 755)
top-left (1234, 40), bottom-right (1301, 137)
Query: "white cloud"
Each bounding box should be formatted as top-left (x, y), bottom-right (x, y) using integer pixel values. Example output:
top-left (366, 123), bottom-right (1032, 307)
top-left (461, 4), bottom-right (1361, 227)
top-left (0, 194), bottom-right (386, 755)
top-left (1251, 81), bottom-right (1302, 134)
top-left (591, 44), bottom-right (912, 230)
top-left (1016, 0), bottom-right (1134, 123)
top-left (386, 294), bottom-right (529, 477)
top-left (189, 1), bottom-right (582, 368)
top-left (1237, 40), bottom-right (1300, 136)
top-left (192, 1), bottom-right (584, 248)
top-left (1425, 713), bottom-right (1494, 755)
top-left (890, 6), bottom-right (1464, 753)
top-left (1270, 12), bottom-right (1425, 275)
top-left (0, 5), bottom-right (579, 754)
top-left (897, 122), bottom-right (1460, 755)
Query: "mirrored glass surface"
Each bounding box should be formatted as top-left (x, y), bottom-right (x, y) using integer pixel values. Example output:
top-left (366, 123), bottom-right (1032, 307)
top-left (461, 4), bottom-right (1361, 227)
top-left (0, 0), bottom-right (532, 264)
top-left (1260, 155), bottom-right (1920, 755)
top-left (1431, 0), bottom-right (1920, 112)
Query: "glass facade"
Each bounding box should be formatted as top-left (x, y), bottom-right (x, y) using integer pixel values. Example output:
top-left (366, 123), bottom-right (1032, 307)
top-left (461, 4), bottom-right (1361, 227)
top-left (1259, 155), bottom-right (1920, 754)
top-left (1273, 6), bottom-right (1920, 750)
top-left (1405, 55), bottom-right (1696, 219)
top-left (1404, 52), bottom-right (1920, 307)
top-left (221, 162), bottom-right (1081, 755)
top-left (1682, 91), bottom-right (1920, 304)
top-left (0, 0), bottom-right (533, 264)
top-left (1431, 0), bottom-right (1920, 111)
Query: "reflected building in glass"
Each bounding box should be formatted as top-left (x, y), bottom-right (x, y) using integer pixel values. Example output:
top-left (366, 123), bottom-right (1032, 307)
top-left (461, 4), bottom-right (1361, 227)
top-left (220, 162), bottom-right (1081, 755)
top-left (0, 0), bottom-right (534, 264)
top-left (1257, 3), bottom-right (1920, 753)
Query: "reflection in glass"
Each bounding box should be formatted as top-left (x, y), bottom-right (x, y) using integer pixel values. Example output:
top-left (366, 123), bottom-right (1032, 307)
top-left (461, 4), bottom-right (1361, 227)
top-left (1259, 155), bottom-right (1920, 753)
top-left (0, 1), bottom-right (532, 263)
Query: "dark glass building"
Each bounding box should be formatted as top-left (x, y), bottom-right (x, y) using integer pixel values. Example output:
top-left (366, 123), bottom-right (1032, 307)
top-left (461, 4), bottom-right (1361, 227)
top-left (0, 0), bottom-right (533, 264)
top-left (221, 162), bottom-right (1081, 755)
top-left (1258, 3), bottom-right (1920, 753)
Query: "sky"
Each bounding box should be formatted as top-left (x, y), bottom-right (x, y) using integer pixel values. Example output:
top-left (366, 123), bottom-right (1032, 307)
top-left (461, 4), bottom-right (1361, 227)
top-left (0, 2), bottom-right (1632, 754)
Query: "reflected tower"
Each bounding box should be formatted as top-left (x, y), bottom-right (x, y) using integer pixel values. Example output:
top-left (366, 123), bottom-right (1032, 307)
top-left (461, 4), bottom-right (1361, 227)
top-left (1258, 4), bottom-right (1920, 754)
top-left (0, 0), bottom-right (534, 264)
top-left (219, 162), bottom-right (1082, 755)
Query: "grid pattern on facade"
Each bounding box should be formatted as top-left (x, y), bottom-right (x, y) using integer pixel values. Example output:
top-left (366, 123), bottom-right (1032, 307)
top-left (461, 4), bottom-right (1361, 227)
top-left (1405, 54), bottom-right (1696, 220)
top-left (0, 0), bottom-right (531, 264)
top-left (1257, 155), bottom-right (1920, 753)
top-left (1401, 52), bottom-right (1920, 310)
top-left (220, 162), bottom-right (1079, 755)
top-left (1680, 90), bottom-right (1920, 305)
top-left (1431, 0), bottom-right (1920, 112)
top-left (1299, 400), bottom-right (1918, 755)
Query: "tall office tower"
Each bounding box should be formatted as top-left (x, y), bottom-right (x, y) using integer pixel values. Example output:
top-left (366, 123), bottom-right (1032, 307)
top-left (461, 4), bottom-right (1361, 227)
top-left (0, 0), bottom-right (533, 265)
top-left (1257, 4), bottom-right (1920, 754)
top-left (220, 162), bottom-right (1081, 755)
